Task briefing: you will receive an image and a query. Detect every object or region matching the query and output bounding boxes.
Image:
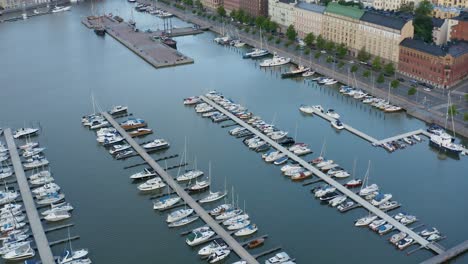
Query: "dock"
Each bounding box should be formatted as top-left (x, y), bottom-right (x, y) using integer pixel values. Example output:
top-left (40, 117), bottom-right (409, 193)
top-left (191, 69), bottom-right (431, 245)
top-left (420, 240), bottom-right (468, 264)
top-left (153, 26), bottom-right (207, 37)
top-left (101, 112), bottom-right (259, 264)
top-left (82, 16), bottom-right (193, 69)
top-left (4, 129), bottom-right (56, 264)
top-left (200, 96), bottom-right (445, 255)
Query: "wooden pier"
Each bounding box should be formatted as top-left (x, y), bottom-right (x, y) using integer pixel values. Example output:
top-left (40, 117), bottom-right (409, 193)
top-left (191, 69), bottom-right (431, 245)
top-left (420, 240), bottom-right (468, 264)
top-left (102, 113), bottom-right (259, 264)
top-left (201, 96), bottom-right (445, 255)
top-left (82, 16), bottom-right (194, 69)
top-left (4, 129), bottom-right (56, 264)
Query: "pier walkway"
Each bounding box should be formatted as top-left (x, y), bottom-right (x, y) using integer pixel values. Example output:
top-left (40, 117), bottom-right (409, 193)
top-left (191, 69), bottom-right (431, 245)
top-left (4, 129), bottom-right (56, 264)
top-left (101, 113), bottom-right (259, 264)
top-left (420, 240), bottom-right (468, 264)
top-left (201, 96), bottom-right (445, 255)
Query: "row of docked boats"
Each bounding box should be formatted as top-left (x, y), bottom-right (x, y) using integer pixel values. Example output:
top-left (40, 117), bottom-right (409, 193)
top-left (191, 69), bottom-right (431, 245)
top-left (134, 3), bottom-right (173, 18)
top-left (376, 134), bottom-right (423, 153)
top-left (339, 85), bottom-right (403, 113)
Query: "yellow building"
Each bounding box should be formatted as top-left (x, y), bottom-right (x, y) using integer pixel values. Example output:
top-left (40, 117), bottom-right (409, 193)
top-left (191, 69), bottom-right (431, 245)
top-left (293, 2), bottom-right (325, 38)
top-left (432, 0), bottom-right (468, 8)
top-left (432, 5), bottom-right (462, 18)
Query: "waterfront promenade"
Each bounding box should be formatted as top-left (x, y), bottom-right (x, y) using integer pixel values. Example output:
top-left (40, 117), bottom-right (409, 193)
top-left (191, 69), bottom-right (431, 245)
top-left (102, 112), bottom-right (259, 264)
top-left (200, 96), bottom-right (446, 255)
top-left (4, 129), bottom-right (56, 264)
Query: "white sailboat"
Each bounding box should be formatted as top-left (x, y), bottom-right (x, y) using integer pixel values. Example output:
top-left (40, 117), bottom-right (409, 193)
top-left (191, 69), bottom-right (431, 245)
top-left (199, 163), bottom-right (227, 204)
top-left (58, 229), bottom-right (89, 264)
top-left (358, 161), bottom-right (379, 196)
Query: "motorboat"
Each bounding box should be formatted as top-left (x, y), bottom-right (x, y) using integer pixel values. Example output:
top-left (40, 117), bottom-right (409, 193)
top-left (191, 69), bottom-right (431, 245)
top-left (13, 128), bottom-right (39, 139)
top-left (58, 248), bottom-right (88, 264)
top-left (344, 179), bottom-right (362, 188)
top-left (400, 215), bottom-right (417, 225)
top-left (264, 151), bottom-right (285, 163)
top-left (333, 170), bottom-right (350, 178)
top-left (359, 184), bottom-right (379, 196)
top-left (183, 96), bottom-right (201, 105)
top-left (243, 48), bottom-right (269, 59)
top-left (355, 215), bottom-right (378, 227)
top-left (234, 224), bottom-right (257, 237)
top-left (0, 191), bottom-right (19, 205)
top-left (120, 118), bottom-right (146, 130)
top-left (331, 119), bottom-right (344, 130)
top-left (215, 209), bottom-right (242, 220)
top-left (19, 142), bottom-right (39, 150)
top-left (259, 53), bottom-right (291, 67)
top-left (314, 186), bottom-right (336, 198)
top-left (22, 147), bottom-right (46, 158)
top-left (209, 204), bottom-right (232, 216)
top-left (130, 169), bottom-right (156, 180)
top-left (166, 208), bottom-right (194, 223)
top-left (394, 212), bottom-right (410, 221)
top-left (23, 158), bottom-right (49, 170)
top-left (390, 232), bottom-right (407, 244)
top-left (222, 214), bottom-right (249, 226)
top-left (429, 133), bottom-right (463, 154)
top-left (52, 6), bottom-right (71, 13)
top-left (0, 167), bottom-right (13, 179)
top-left (109, 144), bottom-right (132, 155)
top-left (186, 229), bottom-right (215, 246)
top-left (44, 210), bottom-right (71, 222)
top-left (198, 239), bottom-right (227, 256)
top-left (1, 204), bottom-right (22, 214)
top-left (369, 219), bottom-right (386, 231)
top-left (302, 70), bottom-right (315, 77)
top-left (319, 191), bottom-right (340, 201)
top-left (413, 135), bottom-right (422, 142)
top-left (208, 249), bottom-right (230, 263)
top-left (378, 201), bottom-right (399, 211)
top-left (137, 177), bottom-right (166, 191)
top-left (176, 170), bottom-right (204, 182)
top-left (284, 167), bottom-right (306, 177)
top-left (247, 238), bottom-right (265, 249)
top-left (329, 195), bottom-right (346, 207)
top-left (153, 196), bottom-right (181, 210)
top-left (30, 174), bottom-right (54, 185)
top-left (281, 163), bottom-right (302, 173)
top-left (427, 233), bottom-right (442, 242)
top-left (109, 105), bottom-right (128, 115)
top-left (265, 252), bottom-right (291, 264)
top-left (1, 222), bottom-right (26, 233)
top-left (324, 79), bottom-right (338, 85)
top-left (293, 146), bottom-right (312, 156)
top-left (0, 241), bottom-right (31, 255)
top-left (377, 224), bottom-right (394, 234)
top-left (397, 238), bottom-right (413, 250)
top-left (281, 65), bottom-right (310, 78)
top-left (273, 156), bottom-right (288, 165)
top-left (36, 193), bottom-right (65, 205)
top-left (371, 193), bottom-right (392, 206)
top-left (326, 109), bottom-right (340, 119)
top-left (2, 244), bottom-right (34, 261)
top-left (89, 120), bottom-right (109, 130)
top-left (311, 156), bottom-right (324, 164)
top-left (420, 228), bottom-right (439, 237)
top-left (227, 219), bottom-right (251, 230)
top-left (142, 139), bottom-right (170, 151)
top-left (290, 171), bottom-right (312, 181)
top-left (269, 131), bottom-right (288, 141)
top-left (32, 182), bottom-right (60, 195)
top-left (41, 202), bottom-right (73, 216)
top-left (168, 215), bottom-right (199, 228)
top-left (128, 128), bottom-right (152, 138)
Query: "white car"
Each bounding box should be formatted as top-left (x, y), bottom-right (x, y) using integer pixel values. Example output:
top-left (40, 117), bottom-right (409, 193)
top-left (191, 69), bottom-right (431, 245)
top-left (321, 50), bottom-right (327, 54)
top-left (423, 88), bottom-right (431, 92)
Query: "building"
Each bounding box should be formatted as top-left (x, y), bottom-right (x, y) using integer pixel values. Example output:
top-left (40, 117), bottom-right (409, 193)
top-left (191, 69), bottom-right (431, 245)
top-left (322, 3), bottom-right (364, 55)
top-left (240, 0), bottom-right (268, 17)
top-left (268, 0), bottom-right (297, 27)
top-left (432, 5), bottom-right (462, 18)
top-left (398, 38), bottom-right (468, 88)
top-left (201, 0), bottom-right (223, 11)
top-left (0, 0), bottom-right (49, 10)
top-left (432, 17), bottom-right (451, 44)
top-left (293, 1), bottom-right (325, 38)
top-left (431, 0), bottom-right (468, 8)
top-left (450, 11), bottom-right (468, 41)
top-left (224, 0), bottom-right (241, 13)
top-left (366, 0), bottom-right (421, 11)
top-left (358, 12), bottom-right (414, 63)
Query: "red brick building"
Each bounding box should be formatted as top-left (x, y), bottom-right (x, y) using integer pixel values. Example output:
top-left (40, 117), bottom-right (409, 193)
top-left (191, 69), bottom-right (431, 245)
top-left (451, 11), bottom-right (468, 41)
top-left (398, 38), bottom-right (468, 89)
top-left (239, 0), bottom-right (268, 17)
top-left (223, 0), bottom-right (240, 13)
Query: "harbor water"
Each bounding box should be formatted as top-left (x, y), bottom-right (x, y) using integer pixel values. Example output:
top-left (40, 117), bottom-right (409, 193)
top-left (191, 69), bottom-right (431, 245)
top-left (0, 1), bottom-right (467, 263)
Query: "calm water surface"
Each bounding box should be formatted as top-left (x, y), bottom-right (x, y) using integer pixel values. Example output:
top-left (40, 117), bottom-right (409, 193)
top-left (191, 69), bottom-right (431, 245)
top-left (0, 1), bottom-right (467, 263)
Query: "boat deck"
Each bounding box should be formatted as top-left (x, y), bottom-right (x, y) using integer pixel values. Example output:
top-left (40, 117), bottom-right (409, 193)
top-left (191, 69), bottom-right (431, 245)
top-left (101, 113), bottom-right (259, 264)
top-left (4, 129), bottom-right (56, 264)
top-left (82, 16), bottom-right (194, 69)
top-left (200, 96), bottom-right (445, 255)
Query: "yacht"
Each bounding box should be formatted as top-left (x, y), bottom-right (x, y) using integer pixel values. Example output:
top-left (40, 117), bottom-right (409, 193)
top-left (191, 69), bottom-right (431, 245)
top-left (371, 193), bottom-right (392, 206)
top-left (183, 96), bottom-right (201, 105)
top-left (326, 109), bottom-right (340, 119)
top-left (13, 128), bottom-right (39, 139)
top-left (302, 70), bottom-right (315, 77)
top-left (216, 209), bottom-right (242, 221)
top-left (243, 48), bottom-right (269, 59)
top-left (36, 193), bottom-right (65, 205)
top-left (32, 182), bottom-right (59, 194)
top-left (153, 196), bottom-right (181, 210)
top-left (41, 202), bottom-right (73, 216)
top-left (344, 179), bottom-right (362, 188)
top-left (369, 219), bottom-right (386, 231)
top-left (44, 210), bottom-right (71, 222)
top-left (331, 119), bottom-right (344, 130)
top-left (137, 177), bottom-right (166, 192)
top-left (186, 229), bottom-right (215, 246)
top-left (329, 195), bottom-right (346, 207)
top-left (265, 152), bottom-right (286, 163)
top-left (198, 239), bottom-right (227, 256)
top-left (142, 139), bottom-right (170, 151)
top-left (378, 201), bottom-right (399, 210)
top-left (168, 215), bottom-right (199, 228)
top-left (397, 238), bottom-right (413, 250)
top-left (109, 105), bottom-right (128, 115)
top-left (188, 180), bottom-right (210, 193)
top-left (208, 249), bottom-right (231, 263)
top-left (120, 118), bottom-right (146, 130)
top-left (420, 228), bottom-right (439, 237)
top-left (429, 133), bottom-right (463, 154)
top-left (265, 252), bottom-right (292, 264)
top-left (227, 219), bottom-right (251, 230)
top-left (199, 191), bottom-right (226, 204)
top-left (299, 105), bottom-right (314, 114)
top-left (359, 184), bottom-right (379, 196)
top-left (281, 65), bottom-right (310, 78)
top-left (2, 244), bottom-right (34, 261)
top-left (58, 248), bottom-right (89, 263)
top-left (259, 53), bottom-right (291, 67)
top-left (176, 170), bottom-right (204, 182)
top-left (130, 169), bottom-right (156, 180)
top-left (293, 146), bottom-right (312, 156)
top-left (128, 128), bottom-right (153, 137)
top-left (400, 215), bottom-right (417, 225)
top-left (234, 224), bottom-right (257, 237)
top-left (166, 208), bottom-right (194, 223)
top-left (52, 6), bottom-right (71, 13)
top-left (109, 144), bottom-right (132, 155)
top-left (390, 232), bottom-right (407, 244)
top-left (291, 171), bottom-right (312, 181)
top-left (314, 186), bottom-right (336, 198)
top-left (355, 215), bottom-right (378, 227)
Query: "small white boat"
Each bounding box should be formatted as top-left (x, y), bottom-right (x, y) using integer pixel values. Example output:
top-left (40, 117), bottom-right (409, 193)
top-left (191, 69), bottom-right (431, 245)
top-left (420, 228), bottom-right (439, 237)
top-left (316, 159), bottom-right (333, 168)
top-left (390, 232), bottom-right (407, 244)
top-left (44, 210), bottom-right (71, 222)
top-left (13, 128), bottom-right (39, 139)
top-left (142, 139), bottom-right (170, 150)
top-left (176, 170), bottom-right (204, 182)
top-left (208, 249), bottom-right (231, 263)
top-left (166, 208), bottom-right (194, 223)
top-left (234, 224), bottom-right (257, 236)
top-left (199, 191), bottom-right (227, 204)
top-left (355, 215), bottom-right (378, 227)
top-left (198, 239), bottom-right (227, 256)
top-left (22, 147), bottom-right (46, 158)
top-left (326, 109), bottom-right (340, 119)
top-left (41, 202), bottom-right (73, 216)
top-left (2, 244), bottom-right (34, 261)
top-left (130, 168), bottom-right (156, 180)
top-left (137, 177), bottom-right (166, 191)
top-left (23, 159), bottom-right (49, 170)
top-left (215, 209), bottom-right (242, 220)
top-left (329, 195), bottom-right (346, 207)
top-left (109, 144), bottom-right (132, 155)
top-left (186, 230), bottom-right (215, 246)
top-left (227, 219), bottom-right (250, 230)
top-left (168, 215), bottom-right (199, 228)
top-left (369, 219), bottom-right (386, 230)
top-left (259, 53), bottom-right (291, 67)
top-left (52, 5), bottom-right (71, 13)
top-left (29, 170), bottom-right (52, 181)
top-left (36, 193), bottom-right (65, 205)
top-left (331, 119), bottom-right (344, 130)
top-left (412, 135), bottom-right (422, 142)
top-left (265, 252), bottom-right (291, 264)
top-left (153, 196), bottom-right (181, 210)
top-left (19, 142), bottom-right (39, 150)
top-left (183, 96), bottom-right (201, 105)
top-left (59, 248), bottom-right (89, 264)
top-left (222, 214), bottom-right (249, 226)
top-left (32, 182), bottom-right (60, 195)
top-left (371, 193), bottom-right (393, 206)
top-left (209, 204), bottom-right (232, 216)
top-left (109, 105), bottom-right (128, 115)
top-left (359, 184), bottom-right (379, 196)
top-left (397, 238), bottom-right (413, 250)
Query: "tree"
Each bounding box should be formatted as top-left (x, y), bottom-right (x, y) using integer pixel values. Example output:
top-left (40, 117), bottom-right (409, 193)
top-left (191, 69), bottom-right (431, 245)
top-left (217, 6), bottom-right (226, 17)
top-left (304, 48), bottom-right (311, 55)
top-left (326, 56), bottom-right (333, 63)
top-left (465, 94), bottom-right (468, 102)
top-left (363, 70), bottom-right (370, 78)
top-left (195, 0), bottom-right (203, 9)
top-left (255, 16), bottom-right (266, 28)
top-left (447, 104), bottom-right (458, 116)
top-left (357, 46), bottom-right (370, 62)
top-left (384, 62), bottom-right (395, 76)
top-left (415, 0), bottom-right (432, 16)
top-left (464, 113), bottom-right (468, 122)
top-left (316, 35), bottom-right (326, 50)
top-left (183, 0), bottom-right (193, 6)
top-left (391, 79), bottom-right (400, 89)
top-left (372, 56), bottom-right (382, 71)
top-left (304, 32), bottom-right (315, 47)
top-left (276, 38), bottom-right (281, 44)
top-left (325, 41), bottom-right (335, 53)
top-left (414, 0), bottom-right (433, 42)
top-left (351, 65), bottom-right (358, 73)
top-left (315, 52), bottom-right (321, 59)
top-left (398, 2), bottom-right (414, 13)
top-left (336, 43), bottom-right (347, 59)
top-left (286, 25), bottom-right (297, 41)
top-left (338, 61), bottom-right (345, 69)
top-left (377, 74), bottom-right (385, 84)
top-left (408, 87), bottom-right (417, 95)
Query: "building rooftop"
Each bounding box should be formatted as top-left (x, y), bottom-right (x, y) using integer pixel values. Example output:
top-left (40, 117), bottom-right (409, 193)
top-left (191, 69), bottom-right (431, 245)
top-left (360, 11), bottom-right (408, 30)
top-left (453, 11), bottom-right (468, 21)
top-left (325, 2), bottom-right (364, 19)
top-left (432, 17), bottom-right (444, 28)
top-left (400, 38), bottom-right (468, 58)
top-left (296, 1), bottom-right (326, 14)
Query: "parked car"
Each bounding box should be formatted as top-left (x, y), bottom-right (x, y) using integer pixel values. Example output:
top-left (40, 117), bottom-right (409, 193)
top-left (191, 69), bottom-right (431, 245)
top-left (397, 77), bottom-right (405, 82)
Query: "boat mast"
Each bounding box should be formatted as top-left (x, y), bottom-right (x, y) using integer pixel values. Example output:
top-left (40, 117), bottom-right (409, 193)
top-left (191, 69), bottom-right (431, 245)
top-left (352, 158), bottom-right (357, 180)
top-left (208, 161), bottom-right (212, 194)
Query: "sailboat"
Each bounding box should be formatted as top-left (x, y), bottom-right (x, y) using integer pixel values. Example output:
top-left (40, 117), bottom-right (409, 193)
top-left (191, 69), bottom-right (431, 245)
top-left (153, 162), bottom-right (181, 210)
top-left (281, 57), bottom-right (310, 78)
top-left (344, 159), bottom-right (362, 188)
top-left (129, 9), bottom-right (136, 26)
top-left (243, 29), bottom-right (269, 59)
top-left (58, 229), bottom-right (89, 264)
top-left (358, 161), bottom-right (379, 196)
top-left (199, 163), bottom-right (227, 204)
